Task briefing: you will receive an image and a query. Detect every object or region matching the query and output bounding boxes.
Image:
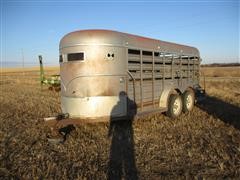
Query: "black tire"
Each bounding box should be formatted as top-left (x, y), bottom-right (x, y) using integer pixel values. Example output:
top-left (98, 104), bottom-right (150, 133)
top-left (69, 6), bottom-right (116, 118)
top-left (182, 90), bottom-right (195, 113)
top-left (166, 94), bottom-right (183, 118)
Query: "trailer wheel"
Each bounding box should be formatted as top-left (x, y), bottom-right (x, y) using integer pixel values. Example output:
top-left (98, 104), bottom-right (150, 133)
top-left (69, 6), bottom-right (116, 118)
top-left (166, 94), bottom-right (183, 118)
top-left (182, 90), bottom-right (195, 113)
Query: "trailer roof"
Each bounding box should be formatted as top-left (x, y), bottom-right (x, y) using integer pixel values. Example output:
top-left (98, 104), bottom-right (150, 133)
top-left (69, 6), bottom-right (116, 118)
top-left (60, 29), bottom-right (200, 56)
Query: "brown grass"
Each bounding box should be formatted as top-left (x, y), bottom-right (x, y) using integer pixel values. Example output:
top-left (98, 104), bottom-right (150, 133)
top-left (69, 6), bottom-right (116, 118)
top-left (200, 66), bottom-right (240, 77)
top-left (1, 66), bottom-right (59, 73)
top-left (0, 66), bottom-right (240, 179)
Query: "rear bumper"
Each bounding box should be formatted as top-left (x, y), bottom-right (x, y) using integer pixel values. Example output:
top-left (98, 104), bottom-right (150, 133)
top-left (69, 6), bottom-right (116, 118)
top-left (61, 96), bottom-right (127, 120)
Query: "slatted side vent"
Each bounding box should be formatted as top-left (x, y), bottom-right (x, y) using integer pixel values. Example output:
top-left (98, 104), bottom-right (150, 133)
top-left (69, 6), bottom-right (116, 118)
top-left (127, 49), bottom-right (200, 110)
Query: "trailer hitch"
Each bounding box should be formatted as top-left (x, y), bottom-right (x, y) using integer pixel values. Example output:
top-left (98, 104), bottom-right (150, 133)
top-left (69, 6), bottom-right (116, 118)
top-left (44, 113), bottom-right (74, 143)
top-left (44, 113), bottom-right (69, 122)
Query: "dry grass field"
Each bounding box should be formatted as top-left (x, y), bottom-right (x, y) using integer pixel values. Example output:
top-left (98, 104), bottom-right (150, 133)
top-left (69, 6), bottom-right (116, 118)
top-left (201, 66), bottom-right (240, 78)
top-left (0, 66), bottom-right (240, 179)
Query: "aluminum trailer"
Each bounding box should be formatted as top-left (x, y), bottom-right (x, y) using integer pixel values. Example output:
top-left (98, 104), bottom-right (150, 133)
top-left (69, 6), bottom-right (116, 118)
top-left (46, 29), bottom-right (204, 126)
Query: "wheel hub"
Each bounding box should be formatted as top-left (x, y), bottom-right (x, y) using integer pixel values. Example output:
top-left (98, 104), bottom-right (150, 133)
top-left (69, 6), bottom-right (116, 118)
top-left (186, 94), bottom-right (193, 109)
top-left (173, 98), bottom-right (181, 114)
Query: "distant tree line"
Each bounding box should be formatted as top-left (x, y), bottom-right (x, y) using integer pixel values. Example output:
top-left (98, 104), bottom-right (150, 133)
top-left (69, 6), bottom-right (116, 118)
top-left (201, 63), bottom-right (240, 67)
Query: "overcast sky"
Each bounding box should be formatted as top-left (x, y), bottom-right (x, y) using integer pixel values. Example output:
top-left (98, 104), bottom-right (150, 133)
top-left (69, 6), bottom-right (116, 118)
top-left (1, 0), bottom-right (239, 67)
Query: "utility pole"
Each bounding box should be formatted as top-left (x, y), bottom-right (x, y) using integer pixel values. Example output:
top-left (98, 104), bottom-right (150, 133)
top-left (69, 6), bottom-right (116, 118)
top-left (21, 48), bottom-right (25, 76)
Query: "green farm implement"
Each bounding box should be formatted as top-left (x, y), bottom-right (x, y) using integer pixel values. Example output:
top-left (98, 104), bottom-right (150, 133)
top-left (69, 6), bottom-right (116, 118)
top-left (39, 55), bottom-right (60, 91)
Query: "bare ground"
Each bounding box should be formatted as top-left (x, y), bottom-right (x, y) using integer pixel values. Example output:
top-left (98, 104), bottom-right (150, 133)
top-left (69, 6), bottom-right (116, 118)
top-left (0, 67), bottom-right (240, 179)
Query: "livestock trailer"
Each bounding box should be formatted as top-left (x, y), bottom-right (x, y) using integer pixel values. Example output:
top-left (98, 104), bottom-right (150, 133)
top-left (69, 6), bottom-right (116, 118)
top-left (55, 29), bottom-right (204, 124)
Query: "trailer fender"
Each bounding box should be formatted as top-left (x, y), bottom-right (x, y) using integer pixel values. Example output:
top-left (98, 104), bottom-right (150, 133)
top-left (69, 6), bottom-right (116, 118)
top-left (159, 88), bottom-right (180, 108)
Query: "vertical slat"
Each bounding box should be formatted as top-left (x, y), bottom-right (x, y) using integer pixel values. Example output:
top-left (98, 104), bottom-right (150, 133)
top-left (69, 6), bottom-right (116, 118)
top-left (140, 50), bottom-right (143, 111)
top-left (180, 55), bottom-right (182, 86)
top-left (163, 53), bottom-right (165, 91)
top-left (193, 57), bottom-right (195, 83)
top-left (197, 57), bottom-right (200, 83)
top-left (126, 48), bottom-right (128, 94)
top-left (152, 51), bottom-right (155, 107)
top-left (171, 54), bottom-right (174, 80)
top-left (188, 56), bottom-right (190, 83)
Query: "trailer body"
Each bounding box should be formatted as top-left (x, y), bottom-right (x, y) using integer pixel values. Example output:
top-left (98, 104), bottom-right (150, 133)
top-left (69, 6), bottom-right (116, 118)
top-left (59, 29), bottom-right (202, 121)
